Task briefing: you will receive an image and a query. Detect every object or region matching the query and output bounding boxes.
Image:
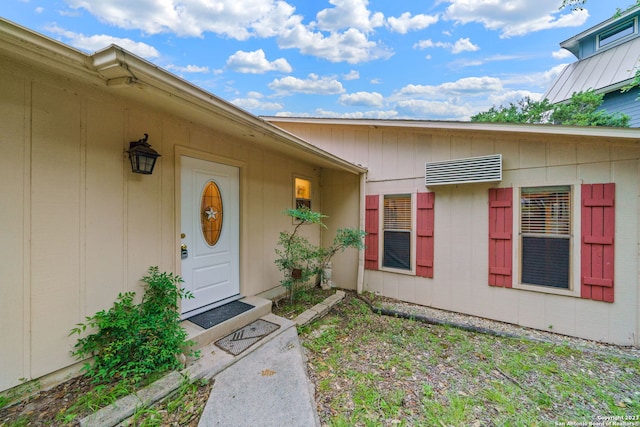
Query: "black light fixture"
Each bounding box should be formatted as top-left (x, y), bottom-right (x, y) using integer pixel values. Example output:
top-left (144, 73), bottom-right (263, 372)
top-left (127, 134), bottom-right (161, 175)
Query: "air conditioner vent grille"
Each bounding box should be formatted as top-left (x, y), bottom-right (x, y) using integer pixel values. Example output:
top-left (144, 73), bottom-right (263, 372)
top-left (425, 154), bottom-right (502, 186)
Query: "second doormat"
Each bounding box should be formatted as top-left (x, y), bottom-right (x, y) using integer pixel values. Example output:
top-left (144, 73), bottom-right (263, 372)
top-left (215, 319), bottom-right (280, 356)
top-left (186, 300), bottom-right (253, 329)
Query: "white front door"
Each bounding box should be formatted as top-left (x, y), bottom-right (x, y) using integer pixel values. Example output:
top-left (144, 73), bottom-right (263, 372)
top-left (180, 156), bottom-right (240, 316)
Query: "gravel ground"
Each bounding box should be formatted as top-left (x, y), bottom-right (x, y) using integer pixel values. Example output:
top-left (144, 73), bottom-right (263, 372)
top-left (372, 295), bottom-right (640, 359)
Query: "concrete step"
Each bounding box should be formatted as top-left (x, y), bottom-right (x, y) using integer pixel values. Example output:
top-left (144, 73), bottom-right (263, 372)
top-left (181, 296), bottom-right (273, 351)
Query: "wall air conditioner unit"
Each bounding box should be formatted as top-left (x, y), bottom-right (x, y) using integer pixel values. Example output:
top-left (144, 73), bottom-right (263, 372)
top-left (425, 154), bottom-right (502, 186)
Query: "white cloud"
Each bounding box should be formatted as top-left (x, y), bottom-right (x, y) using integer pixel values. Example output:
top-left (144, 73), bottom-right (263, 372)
top-left (394, 76), bottom-right (504, 100)
top-left (451, 37), bottom-right (480, 53)
top-left (501, 63), bottom-right (569, 89)
top-left (166, 64), bottom-right (210, 73)
top-left (276, 108), bottom-right (398, 119)
top-left (44, 24), bottom-right (160, 58)
top-left (443, 0), bottom-right (589, 38)
top-left (276, 25), bottom-right (393, 64)
top-left (387, 12), bottom-right (439, 34)
top-left (316, 0), bottom-right (384, 33)
top-left (396, 99), bottom-right (475, 120)
top-left (226, 49), bottom-right (292, 74)
top-left (230, 95), bottom-right (284, 112)
top-left (450, 54), bottom-right (525, 68)
top-left (66, 0), bottom-right (391, 64)
top-left (343, 70), bottom-right (360, 80)
top-left (66, 0), bottom-right (277, 39)
top-left (339, 91), bottom-right (384, 107)
top-left (269, 73), bottom-right (346, 95)
top-left (552, 48), bottom-right (574, 59)
top-left (488, 90), bottom-right (544, 107)
top-left (414, 37), bottom-right (479, 54)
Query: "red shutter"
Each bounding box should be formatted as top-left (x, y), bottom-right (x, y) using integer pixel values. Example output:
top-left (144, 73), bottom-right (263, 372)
top-left (365, 195), bottom-right (379, 270)
top-left (488, 188), bottom-right (513, 287)
top-left (416, 192), bottom-right (435, 278)
top-left (581, 183), bottom-right (615, 302)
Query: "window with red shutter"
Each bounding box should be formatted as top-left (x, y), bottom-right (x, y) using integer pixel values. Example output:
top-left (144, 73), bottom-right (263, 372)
top-left (365, 195), bottom-right (379, 270)
top-left (488, 188), bottom-right (513, 287)
top-left (382, 194), bottom-right (412, 270)
top-left (416, 192), bottom-right (435, 278)
top-left (581, 183), bottom-right (615, 302)
top-left (520, 186), bottom-right (571, 289)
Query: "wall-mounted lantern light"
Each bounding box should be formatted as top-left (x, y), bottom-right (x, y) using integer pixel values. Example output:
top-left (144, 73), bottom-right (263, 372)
top-left (127, 134), bottom-right (161, 175)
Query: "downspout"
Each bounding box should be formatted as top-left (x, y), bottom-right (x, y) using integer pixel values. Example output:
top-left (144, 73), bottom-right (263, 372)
top-left (356, 171), bottom-right (366, 294)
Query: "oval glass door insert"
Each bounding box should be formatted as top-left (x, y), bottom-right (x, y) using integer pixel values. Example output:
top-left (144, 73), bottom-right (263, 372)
top-left (201, 181), bottom-right (223, 246)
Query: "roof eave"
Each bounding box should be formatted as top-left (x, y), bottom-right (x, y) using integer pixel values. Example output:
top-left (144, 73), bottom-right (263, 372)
top-left (264, 117), bottom-right (640, 141)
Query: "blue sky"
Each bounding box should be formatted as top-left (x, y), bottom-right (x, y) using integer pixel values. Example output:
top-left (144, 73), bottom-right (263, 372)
top-left (0, 0), bottom-right (633, 120)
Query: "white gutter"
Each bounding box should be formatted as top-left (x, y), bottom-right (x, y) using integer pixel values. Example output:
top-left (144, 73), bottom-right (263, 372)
top-left (264, 116), bottom-right (640, 140)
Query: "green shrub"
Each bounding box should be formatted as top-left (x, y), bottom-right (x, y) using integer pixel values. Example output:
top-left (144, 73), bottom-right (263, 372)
top-left (70, 267), bottom-right (197, 385)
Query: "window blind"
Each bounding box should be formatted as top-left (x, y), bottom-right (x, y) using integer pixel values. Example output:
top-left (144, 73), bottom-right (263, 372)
top-left (384, 195), bottom-right (411, 230)
top-left (521, 186), bottom-right (570, 236)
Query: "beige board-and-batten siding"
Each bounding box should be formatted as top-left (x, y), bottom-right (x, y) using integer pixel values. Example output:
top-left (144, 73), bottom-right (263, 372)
top-left (267, 118), bottom-right (640, 347)
top-left (0, 33), bottom-right (363, 392)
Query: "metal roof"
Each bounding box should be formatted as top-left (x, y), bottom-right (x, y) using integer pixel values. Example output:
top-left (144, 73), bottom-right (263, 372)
top-left (544, 36), bottom-right (640, 104)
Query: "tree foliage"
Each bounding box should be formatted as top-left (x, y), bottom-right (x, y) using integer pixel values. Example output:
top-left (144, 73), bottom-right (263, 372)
top-left (471, 90), bottom-right (630, 127)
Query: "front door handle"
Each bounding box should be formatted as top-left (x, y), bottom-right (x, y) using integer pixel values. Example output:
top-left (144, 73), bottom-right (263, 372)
top-left (181, 243), bottom-right (188, 259)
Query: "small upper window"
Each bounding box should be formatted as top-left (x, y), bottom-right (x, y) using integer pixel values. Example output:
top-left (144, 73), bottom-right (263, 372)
top-left (598, 18), bottom-right (636, 49)
top-left (295, 177), bottom-right (311, 210)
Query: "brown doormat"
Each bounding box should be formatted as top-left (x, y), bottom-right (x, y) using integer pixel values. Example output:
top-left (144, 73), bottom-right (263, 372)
top-left (215, 319), bottom-right (280, 356)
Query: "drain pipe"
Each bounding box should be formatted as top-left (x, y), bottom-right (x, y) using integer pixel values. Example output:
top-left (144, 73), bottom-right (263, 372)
top-left (355, 294), bottom-right (521, 339)
top-left (356, 171), bottom-right (366, 295)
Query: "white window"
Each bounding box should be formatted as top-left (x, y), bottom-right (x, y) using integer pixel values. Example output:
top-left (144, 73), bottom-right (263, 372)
top-left (383, 194), bottom-right (412, 270)
top-left (520, 186), bottom-right (571, 289)
top-left (598, 18), bottom-right (637, 49)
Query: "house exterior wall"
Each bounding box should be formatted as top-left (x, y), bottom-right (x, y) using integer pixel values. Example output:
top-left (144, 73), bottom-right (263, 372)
top-left (273, 120), bottom-right (640, 347)
top-left (0, 57), bottom-right (360, 392)
top-left (602, 87), bottom-right (640, 128)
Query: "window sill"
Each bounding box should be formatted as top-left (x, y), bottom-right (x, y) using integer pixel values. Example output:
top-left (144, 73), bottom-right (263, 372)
top-left (380, 266), bottom-right (415, 276)
top-left (512, 282), bottom-right (580, 298)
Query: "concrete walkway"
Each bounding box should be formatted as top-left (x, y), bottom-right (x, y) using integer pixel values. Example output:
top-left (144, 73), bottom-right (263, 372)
top-left (79, 291), bottom-right (347, 427)
top-left (198, 324), bottom-right (320, 427)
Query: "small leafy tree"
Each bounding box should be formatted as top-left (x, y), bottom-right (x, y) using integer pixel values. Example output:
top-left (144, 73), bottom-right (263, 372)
top-left (70, 267), bottom-right (197, 385)
top-left (317, 228), bottom-right (367, 274)
top-left (274, 207), bottom-right (365, 301)
top-left (471, 90), bottom-right (630, 127)
top-left (275, 207), bottom-right (325, 301)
